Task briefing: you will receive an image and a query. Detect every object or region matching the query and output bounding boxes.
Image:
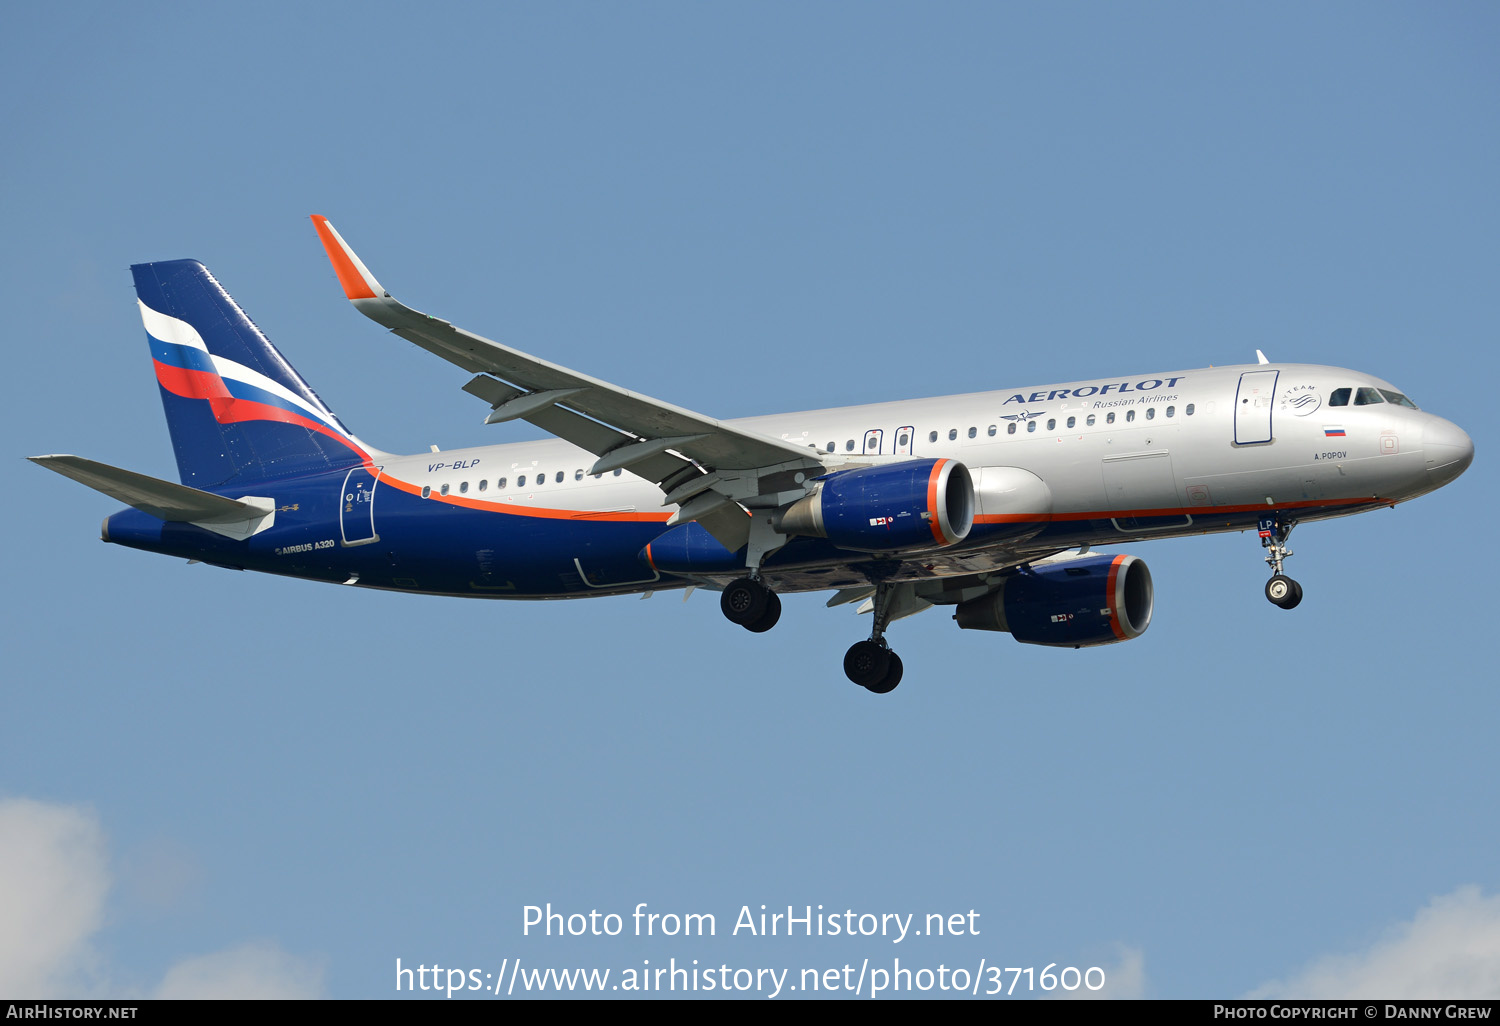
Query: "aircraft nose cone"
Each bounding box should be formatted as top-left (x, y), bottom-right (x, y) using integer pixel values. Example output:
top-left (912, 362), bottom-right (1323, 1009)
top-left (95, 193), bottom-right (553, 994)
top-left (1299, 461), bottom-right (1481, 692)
top-left (1424, 416), bottom-right (1474, 487)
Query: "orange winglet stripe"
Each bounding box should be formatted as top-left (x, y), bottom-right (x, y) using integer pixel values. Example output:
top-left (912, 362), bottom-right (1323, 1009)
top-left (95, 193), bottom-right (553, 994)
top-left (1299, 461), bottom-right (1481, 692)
top-left (310, 215), bottom-right (377, 300)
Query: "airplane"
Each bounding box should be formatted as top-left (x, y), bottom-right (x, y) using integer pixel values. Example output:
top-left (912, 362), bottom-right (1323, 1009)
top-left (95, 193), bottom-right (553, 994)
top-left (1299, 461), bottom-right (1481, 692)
top-left (31, 217), bottom-right (1474, 694)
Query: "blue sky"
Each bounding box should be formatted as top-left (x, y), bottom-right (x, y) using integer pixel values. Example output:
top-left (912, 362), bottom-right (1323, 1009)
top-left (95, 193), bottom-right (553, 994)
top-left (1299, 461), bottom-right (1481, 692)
top-left (2, 2), bottom-right (1496, 1000)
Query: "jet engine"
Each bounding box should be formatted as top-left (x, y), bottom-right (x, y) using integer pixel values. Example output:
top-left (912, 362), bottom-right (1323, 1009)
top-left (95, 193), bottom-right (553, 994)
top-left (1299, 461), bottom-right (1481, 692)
top-left (954, 553), bottom-right (1153, 648)
top-left (775, 458), bottom-right (973, 553)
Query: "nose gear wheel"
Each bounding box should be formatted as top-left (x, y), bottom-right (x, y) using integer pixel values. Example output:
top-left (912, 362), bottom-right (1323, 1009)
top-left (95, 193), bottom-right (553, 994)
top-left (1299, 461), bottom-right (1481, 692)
top-left (1259, 515), bottom-right (1304, 609)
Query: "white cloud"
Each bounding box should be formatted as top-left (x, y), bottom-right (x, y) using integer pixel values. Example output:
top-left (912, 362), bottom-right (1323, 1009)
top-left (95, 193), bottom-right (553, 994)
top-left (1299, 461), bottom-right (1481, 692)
top-left (1249, 886), bottom-right (1500, 999)
top-left (0, 797), bottom-right (323, 999)
top-left (155, 943), bottom-right (324, 999)
top-left (0, 798), bottom-right (109, 996)
top-left (1055, 945), bottom-right (1147, 999)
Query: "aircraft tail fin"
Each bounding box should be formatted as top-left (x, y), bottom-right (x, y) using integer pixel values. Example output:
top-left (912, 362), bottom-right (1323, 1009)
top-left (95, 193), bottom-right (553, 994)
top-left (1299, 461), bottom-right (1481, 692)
top-left (132, 259), bottom-right (373, 488)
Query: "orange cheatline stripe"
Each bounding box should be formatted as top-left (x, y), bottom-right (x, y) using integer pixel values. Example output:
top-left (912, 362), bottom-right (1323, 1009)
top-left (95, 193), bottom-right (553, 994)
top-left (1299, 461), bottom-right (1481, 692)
top-left (973, 495), bottom-right (1377, 525)
top-left (310, 215), bottom-right (376, 300)
top-left (378, 472), bottom-right (672, 523)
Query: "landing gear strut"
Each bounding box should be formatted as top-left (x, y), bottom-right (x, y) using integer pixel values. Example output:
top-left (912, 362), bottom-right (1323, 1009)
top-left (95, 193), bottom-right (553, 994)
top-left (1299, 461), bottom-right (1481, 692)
top-left (1259, 514), bottom-right (1303, 610)
top-left (843, 582), bottom-right (904, 694)
top-left (721, 577), bottom-right (781, 633)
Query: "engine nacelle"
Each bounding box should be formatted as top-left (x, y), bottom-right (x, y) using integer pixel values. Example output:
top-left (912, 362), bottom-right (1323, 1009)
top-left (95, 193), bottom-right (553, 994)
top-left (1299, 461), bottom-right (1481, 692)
top-left (954, 553), bottom-right (1153, 648)
top-left (775, 459), bottom-right (973, 553)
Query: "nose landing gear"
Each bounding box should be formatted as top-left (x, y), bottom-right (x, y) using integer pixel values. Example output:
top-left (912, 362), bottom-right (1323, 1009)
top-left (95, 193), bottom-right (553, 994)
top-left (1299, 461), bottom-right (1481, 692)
top-left (1259, 515), bottom-right (1303, 610)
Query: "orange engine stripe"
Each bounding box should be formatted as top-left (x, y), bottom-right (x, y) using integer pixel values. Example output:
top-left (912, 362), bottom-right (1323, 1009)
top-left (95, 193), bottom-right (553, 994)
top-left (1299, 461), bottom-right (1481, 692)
top-left (1106, 554), bottom-right (1128, 639)
top-left (310, 215), bottom-right (377, 300)
top-left (927, 459), bottom-right (949, 546)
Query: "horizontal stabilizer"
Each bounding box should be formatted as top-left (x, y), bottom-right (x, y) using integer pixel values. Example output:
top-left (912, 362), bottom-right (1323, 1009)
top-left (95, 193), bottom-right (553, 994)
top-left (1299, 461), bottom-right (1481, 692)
top-left (29, 455), bottom-right (275, 537)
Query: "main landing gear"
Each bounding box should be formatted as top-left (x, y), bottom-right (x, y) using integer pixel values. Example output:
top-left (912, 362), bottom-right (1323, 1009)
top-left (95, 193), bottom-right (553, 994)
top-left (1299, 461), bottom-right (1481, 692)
top-left (718, 575), bottom-right (904, 694)
top-left (842, 582), bottom-right (904, 694)
top-left (1259, 514), bottom-right (1303, 610)
top-left (844, 639), bottom-right (903, 695)
top-left (720, 576), bottom-right (781, 633)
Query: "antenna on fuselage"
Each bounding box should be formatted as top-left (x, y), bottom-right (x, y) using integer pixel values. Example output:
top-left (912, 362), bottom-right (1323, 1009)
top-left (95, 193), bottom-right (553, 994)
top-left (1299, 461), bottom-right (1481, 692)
top-left (1255, 349), bottom-right (1270, 364)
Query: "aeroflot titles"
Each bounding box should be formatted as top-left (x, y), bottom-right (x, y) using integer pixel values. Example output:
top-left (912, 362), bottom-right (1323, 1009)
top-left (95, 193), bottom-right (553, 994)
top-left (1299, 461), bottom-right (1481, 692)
top-left (1000, 376), bottom-right (1186, 405)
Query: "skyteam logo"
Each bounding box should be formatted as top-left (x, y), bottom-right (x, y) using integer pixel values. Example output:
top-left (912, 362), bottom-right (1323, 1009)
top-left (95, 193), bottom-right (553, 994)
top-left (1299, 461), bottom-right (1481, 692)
top-left (1278, 384), bottom-right (1322, 417)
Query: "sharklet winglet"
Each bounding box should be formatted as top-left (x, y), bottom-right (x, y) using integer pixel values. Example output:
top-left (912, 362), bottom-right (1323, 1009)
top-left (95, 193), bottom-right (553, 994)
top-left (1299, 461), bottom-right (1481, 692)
top-left (311, 215), bottom-right (386, 301)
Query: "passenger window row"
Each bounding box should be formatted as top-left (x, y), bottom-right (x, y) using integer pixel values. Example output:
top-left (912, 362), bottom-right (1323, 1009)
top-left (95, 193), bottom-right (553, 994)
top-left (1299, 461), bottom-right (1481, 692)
top-left (421, 466), bottom-right (624, 499)
top-left (920, 404), bottom-right (1195, 443)
top-left (422, 398), bottom-right (1213, 499)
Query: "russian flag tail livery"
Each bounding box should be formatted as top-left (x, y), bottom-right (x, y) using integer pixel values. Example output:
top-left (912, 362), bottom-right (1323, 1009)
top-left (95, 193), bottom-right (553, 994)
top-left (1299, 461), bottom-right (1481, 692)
top-left (132, 259), bottom-right (374, 488)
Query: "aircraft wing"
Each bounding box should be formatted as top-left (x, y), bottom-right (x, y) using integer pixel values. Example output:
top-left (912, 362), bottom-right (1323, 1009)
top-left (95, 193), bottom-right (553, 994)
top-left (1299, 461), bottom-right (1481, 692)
top-left (311, 217), bottom-right (827, 549)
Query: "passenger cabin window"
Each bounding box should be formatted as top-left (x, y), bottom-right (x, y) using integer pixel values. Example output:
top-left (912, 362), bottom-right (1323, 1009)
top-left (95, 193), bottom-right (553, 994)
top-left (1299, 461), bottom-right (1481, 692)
top-left (1166, 406), bottom-right (1175, 418)
top-left (1107, 412), bottom-right (1115, 424)
top-left (987, 425), bottom-right (996, 436)
top-left (497, 477), bottom-right (507, 489)
top-left (575, 470), bottom-right (584, 481)
top-left (1046, 418), bottom-right (1056, 431)
top-left (421, 485), bottom-right (431, 498)
top-left (967, 426), bottom-right (976, 439)
top-left (928, 431), bottom-right (938, 443)
top-left (460, 481), bottom-right (469, 494)
top-left (1126, 410), bottom-right (1136, 422)
top-left (1086, 414), bottom-right (1096, 426)
top-left (1354, 387), bottom-right (1384, 406)
top-left (556, 471), bottom-right (564, 483)
top-left (1066, 416), bottom-right (1075, 429)
top-left (614, 469), bottom-right (622, 476)
top-left (1185, 404), bottom-right (1195, 416)
top-left (1007, 423), bottom-right (1017, 435)
top-left (1027, 421), bottom-right (1037, 433)
top-left (534, 473), bottom-right (544, 486)
top-left (827, 441), bottom-right (836, 452)
top-left (517, 475), bottom-right (526, 487)
top-left (948, 429), bottom-right (958, 441)
top-left (845, 439), bottom-right (855, 451)
top-left (898, 433), bottom-right (909, 447)
top-left (479, 479), bottom-right (488, 491)
top-left (440, 483), bottom-right (450, 496)
top-left (1146, 407), bottom-right (1155, 420)
top-left (1329, 388), bottom-right (1351, 407)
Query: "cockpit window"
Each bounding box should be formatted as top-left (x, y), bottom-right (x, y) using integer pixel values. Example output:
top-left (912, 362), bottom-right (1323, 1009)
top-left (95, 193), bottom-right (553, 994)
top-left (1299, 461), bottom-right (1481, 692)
top-left (1354, 387), bottom-right (1385, 406)
top-left (1329, 387), bottom-right (1351, 407)
top-left (1379, 389), bottom-right (1418, 409)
